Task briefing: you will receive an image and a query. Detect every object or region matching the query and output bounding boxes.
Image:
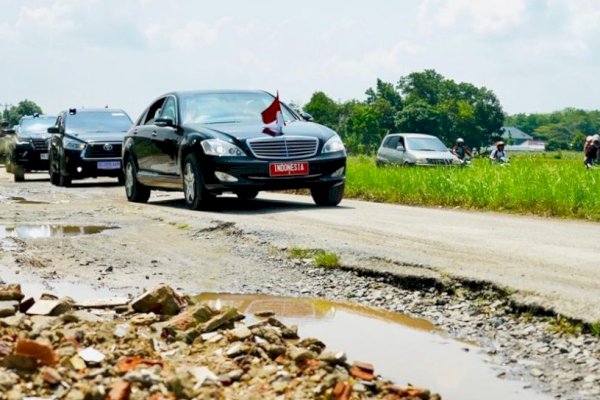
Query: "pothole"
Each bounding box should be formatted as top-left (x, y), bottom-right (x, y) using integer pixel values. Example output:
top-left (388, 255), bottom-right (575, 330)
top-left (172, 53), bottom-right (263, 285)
top-left (195, 293), bottom-right (551, 400)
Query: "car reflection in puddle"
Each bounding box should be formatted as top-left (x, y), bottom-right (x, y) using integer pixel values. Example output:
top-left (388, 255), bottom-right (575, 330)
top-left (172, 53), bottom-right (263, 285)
top-left (195, 293), bottom-right (551, 400)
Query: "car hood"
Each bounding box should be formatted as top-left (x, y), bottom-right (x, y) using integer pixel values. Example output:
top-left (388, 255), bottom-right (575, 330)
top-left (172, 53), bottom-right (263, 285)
top-left (67, 131), bottom-right (126, 143)
top-left (186, 121), bottom-right (334, 142)
top-left (18, 131), bottom-right (51, 140)
top-left (409, 150), bottom-right (456, 159)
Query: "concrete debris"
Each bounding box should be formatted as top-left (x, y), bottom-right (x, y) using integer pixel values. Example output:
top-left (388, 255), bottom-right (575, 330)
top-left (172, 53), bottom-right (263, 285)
top-left (0, 283), bottom-right (441, 399)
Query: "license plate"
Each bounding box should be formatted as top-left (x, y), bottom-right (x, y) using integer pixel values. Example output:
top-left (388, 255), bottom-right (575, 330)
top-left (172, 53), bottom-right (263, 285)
top-left (269, 162), bottom-right (309, 177)
top-left (97, 161), bottom-right (121, 170)
top-left (39, 153), bottom-right (48, 160)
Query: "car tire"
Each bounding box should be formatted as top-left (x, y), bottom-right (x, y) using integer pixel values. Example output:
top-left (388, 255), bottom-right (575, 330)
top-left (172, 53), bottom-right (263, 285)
top-left (375, 159), bottom-right (384, 168)
top-left (311, 182), bottom-right (345, 207)
top-left (49, 152), bottom-right (60, 186)
top-left (235, 189), bottom-right (258, 200)
top-left (124, 155), bottom-right (150, 203)
top-left (183, 153), bottom-right (213, 210)
top-left (13, 166), bottom-right (25, 182)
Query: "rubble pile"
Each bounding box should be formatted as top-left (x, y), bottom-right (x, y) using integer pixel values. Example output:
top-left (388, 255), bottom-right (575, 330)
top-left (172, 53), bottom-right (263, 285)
top-left (0, 284), bottom-right (441, 400)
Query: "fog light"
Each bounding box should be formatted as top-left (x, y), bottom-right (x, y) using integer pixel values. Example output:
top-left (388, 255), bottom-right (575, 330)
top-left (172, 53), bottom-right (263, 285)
top-left (215, 171), bottom-right (238, 182)
top-left (331, 167), bottom-right (345, 178)
top-left (77, 167), bottom-right (83, 173)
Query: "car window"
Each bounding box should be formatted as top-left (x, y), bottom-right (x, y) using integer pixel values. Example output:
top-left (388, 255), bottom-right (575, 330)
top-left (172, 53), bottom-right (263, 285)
top-left (160, 97), bottom-right (177, 121)
top-left (386, 136), bottom-right (399, 149)
top-left (407, 137), bottom-right (448, 152)
top-left (65, 111), bottom-right (132, 134)
top-left (19, 117), bottom-right (56, 135)
top-left (143, 98), bottom-right (166, 125)
top-left (179, 92), bottom-right (297, 125)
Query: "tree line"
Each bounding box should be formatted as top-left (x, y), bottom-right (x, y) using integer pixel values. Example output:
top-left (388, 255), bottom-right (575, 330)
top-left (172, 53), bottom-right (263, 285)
top-left (302, 69), bottom-right (505, 154)
top-left (505, 109), bottom-right (600, 151)
top-left (1, 100), bottom-right (43, 127)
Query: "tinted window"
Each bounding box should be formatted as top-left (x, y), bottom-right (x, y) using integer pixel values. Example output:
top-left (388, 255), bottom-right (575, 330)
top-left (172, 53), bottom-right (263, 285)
top-left (179, 92), bottom-right (297, 125)
top-left (386, 136), bottom-right (400, 149)
top-left (65, 111), bottom-right (132, 134)
top-left (19, 117), bottom-right (56, 135)
top-left (406, 137), bottom-right (448, 152)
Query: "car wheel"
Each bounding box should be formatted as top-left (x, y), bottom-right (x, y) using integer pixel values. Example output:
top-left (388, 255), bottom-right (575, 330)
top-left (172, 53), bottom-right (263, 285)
top-left (183, 153), bottom-right (213, 210)
top-left (124, 156), bottom-right (150, 203)
top-left (49, 152), bottom-right (60, 186)
top-left (311, 182), bottom-right (345, 207)
top-left (235, 189), bottom-right (258, 200)
top-left (13, 166), bottom-right (25, 182)
top-left (375, 159), bottom-right (384, 168)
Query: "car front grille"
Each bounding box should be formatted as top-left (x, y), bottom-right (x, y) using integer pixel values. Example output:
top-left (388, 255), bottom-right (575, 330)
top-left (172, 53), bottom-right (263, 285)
top-left (84, 143), bottom-right (122, 159)
top-left (426, 158), bottom-right (452, 165)
top-left (31, 139), bottom-right (48, 152)
top-left (247, 136), bottom-right (318, 160)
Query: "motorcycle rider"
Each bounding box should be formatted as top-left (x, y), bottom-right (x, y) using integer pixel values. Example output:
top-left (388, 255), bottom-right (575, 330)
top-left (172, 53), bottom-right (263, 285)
top-left (584, 135), bottom-right (600, 168)
top-left (490, 141), bottom-right (509, 164)
top-left (452, 138), bottom-right (472, 162)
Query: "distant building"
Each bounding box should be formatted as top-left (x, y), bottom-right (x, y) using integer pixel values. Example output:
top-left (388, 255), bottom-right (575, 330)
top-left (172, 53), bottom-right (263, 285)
top-left (501, 126), bottom-right (534, 145)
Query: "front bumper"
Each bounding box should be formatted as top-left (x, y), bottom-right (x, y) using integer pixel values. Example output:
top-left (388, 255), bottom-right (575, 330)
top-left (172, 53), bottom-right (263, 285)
top-left (64, 149), bottom-right (122, 179)
top-left (201, 152), bottom-right (346, 193)
top-left (14, 142), bottom-right (49, 171)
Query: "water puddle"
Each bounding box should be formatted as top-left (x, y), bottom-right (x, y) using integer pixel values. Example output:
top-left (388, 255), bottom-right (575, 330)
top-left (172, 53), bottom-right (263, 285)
top-left (195, 293), bottom-right (551, 400)
top-left (0, 266), bottom-right (126, 302)
top-left (0, 224), bottom-right (118, 239)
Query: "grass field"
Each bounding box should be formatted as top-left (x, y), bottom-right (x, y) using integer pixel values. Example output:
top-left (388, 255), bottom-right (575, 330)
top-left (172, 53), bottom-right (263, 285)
top-left (345, 152), bottom-right (600, 221)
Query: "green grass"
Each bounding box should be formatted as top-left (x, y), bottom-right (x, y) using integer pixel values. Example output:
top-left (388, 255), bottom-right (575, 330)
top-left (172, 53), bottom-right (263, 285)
top-left (287, 247), bottom-right (341, 268)
top-left (345, 153), bottom-right (600, 220)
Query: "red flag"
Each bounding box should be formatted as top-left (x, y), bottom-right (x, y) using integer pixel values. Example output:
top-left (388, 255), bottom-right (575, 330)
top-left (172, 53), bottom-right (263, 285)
top-left (261, 92), bottom-right (284, 134)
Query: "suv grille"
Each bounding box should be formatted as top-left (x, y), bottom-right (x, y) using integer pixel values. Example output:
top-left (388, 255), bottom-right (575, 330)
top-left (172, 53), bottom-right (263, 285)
top-left (31, 139), bottom-right (48, 152)
top-left (84, 143), bottom-right (122, 159)
top-left (247, 136), bottom-right (318, 160)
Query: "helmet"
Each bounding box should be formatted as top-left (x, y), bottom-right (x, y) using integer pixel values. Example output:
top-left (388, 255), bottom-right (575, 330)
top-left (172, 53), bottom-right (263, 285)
top-left (496, 141), bottom-right (505, 147)
top-left (593, 134), bottom-right (600, 142)
top-left (456, 138), bottom-right (464, 144)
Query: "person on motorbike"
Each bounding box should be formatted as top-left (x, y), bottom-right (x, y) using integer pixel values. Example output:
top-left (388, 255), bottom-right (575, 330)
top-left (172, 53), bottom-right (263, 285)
top-left (452, 138), bottom-right (472, 163)
top-left (490, 141), bottom-right (509, 164)
top-left (584, 135), bottom-right (600, 168)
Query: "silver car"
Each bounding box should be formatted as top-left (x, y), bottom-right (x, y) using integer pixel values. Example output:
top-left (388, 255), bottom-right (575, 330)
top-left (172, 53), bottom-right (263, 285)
top-left (376, 133), bottom-right (461, 166)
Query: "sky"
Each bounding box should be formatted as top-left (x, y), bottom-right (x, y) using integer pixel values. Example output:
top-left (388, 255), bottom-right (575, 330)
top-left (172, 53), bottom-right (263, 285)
top-left (1, 0), bottom-right (599, 120)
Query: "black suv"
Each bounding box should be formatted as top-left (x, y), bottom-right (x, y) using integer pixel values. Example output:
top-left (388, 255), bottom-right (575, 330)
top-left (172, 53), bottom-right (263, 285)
top-left (6, 114), bottom-right (56, 182)
top-left (123, 90), bottom-right (346, 209)
top-left (48, 108), bottom-right (132, 186)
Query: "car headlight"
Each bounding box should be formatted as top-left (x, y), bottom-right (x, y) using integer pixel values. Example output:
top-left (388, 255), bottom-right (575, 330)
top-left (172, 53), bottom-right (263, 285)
top-left (415, 157), bottom-right (428, 165)
top-left (322, 135), bottom-right (345, 154)
top-left (16, 138), bottom-right (30, 145)
top-left (63, 138), bottom-right (86, 151)
top-left (201, 139), bottom-right (246, 157)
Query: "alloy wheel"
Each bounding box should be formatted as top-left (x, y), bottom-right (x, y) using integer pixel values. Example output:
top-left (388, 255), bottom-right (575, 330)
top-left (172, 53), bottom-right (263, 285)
top-left (184, 162), bottom-right (196, 204)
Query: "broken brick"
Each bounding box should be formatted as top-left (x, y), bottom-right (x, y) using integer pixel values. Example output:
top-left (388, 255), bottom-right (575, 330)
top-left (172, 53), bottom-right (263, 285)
top-left (108, 380), bottom-right (131, 400)
top-left (14, 338), bottom-right (57, 366)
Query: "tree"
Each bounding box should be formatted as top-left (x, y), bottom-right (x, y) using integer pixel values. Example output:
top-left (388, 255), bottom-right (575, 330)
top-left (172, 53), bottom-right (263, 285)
top-left (6, 100), bottom-right (43, 125)
top-left (303, 92), bottom-right (340, 130)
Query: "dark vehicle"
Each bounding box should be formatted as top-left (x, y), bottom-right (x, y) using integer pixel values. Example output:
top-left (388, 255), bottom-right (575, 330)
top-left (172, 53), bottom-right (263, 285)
top-left (123, 90), bottom-right (346, 209)
top-left (5, 114), bottom-right (56, 182)
top-left (48, 108), bottom-right (133, 186)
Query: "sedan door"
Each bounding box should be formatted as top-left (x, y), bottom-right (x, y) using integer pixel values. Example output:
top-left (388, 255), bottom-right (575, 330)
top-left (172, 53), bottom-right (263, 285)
top-left (152, 96), bottom-right (182, 177)
top-left (135, 98), bottom-right (165, 174)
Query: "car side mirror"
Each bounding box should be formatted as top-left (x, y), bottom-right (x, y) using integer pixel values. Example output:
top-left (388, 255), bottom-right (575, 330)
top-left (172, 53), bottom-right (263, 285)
top-left (299, 112), bottom-right (313, 122)
top-left (396, 145), bottom-right (405, 151)
top-left (47, 126), bottom-right (60, 134)
top-left (155, 117), bottom-right (175, 127)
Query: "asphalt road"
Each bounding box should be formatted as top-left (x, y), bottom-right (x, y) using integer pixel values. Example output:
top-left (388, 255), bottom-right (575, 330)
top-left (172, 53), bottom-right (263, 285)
top-left (1, 168), bottom-right (599, 323)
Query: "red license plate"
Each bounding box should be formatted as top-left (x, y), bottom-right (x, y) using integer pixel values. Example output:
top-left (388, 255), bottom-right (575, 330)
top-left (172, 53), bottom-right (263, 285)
top-left (269, 162), bottom-right (309, 177)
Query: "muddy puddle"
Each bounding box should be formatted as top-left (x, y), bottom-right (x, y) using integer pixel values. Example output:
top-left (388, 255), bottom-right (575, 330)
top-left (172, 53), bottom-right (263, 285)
top-left (0, 224), bottom-right (118, 239)
top-left (196, 293), bottom-right (551, 400)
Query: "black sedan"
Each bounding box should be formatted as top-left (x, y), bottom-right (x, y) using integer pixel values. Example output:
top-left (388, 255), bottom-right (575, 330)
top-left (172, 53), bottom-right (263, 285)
top-left (122, 90), bottom-right (347, 209)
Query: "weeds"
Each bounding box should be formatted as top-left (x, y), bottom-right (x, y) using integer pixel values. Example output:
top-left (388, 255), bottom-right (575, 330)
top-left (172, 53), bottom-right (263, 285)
top-left (287, 247), bottom-right (341, 268)
top-left (313, 250), bottom-right (341, 269)
top-left (589, 322), bottom-right (600, 338)
top-left (548, 315), bottom-right (583, 336)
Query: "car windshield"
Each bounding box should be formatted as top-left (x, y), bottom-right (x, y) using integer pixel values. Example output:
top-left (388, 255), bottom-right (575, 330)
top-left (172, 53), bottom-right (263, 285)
top-left (407, 137), bottom-right (448, 152)
top-left (65, 111), bottom-right (132, 134)
top-left (20, 117), bottom-right (56, 135)
top-left (179, 92), bottom-right (298, 125)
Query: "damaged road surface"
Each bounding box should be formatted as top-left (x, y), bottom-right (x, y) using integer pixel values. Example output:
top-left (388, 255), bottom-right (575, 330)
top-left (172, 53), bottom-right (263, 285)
top-left (1, 169), bottom-right (600, 399)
